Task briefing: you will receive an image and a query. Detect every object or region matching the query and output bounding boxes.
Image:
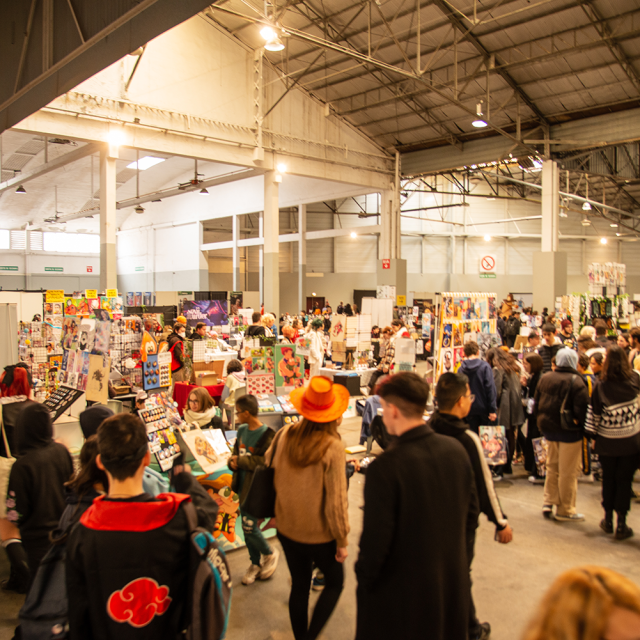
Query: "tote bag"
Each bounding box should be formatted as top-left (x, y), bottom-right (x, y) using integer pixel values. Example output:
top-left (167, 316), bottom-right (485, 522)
top-left (241, 430), bottom-right (283, 519)
top-left (0, 407), bottom-right (16, 518)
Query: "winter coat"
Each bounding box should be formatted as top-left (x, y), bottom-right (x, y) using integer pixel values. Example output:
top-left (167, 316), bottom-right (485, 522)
top-left (533, 366), bottom-right (590, 442)
top-left (167, 332), bottom-right (185, 372)
top-left (231, 424), bottom-right (275, 504)
top-left (493, 368), bottom-right (525, 429)
top-left (458, 358), bottom-right (497, 417)
top-left (356, 424), bottom-right (479, 640)
top-left (537, 343), bottom-right (563, 373)
top-left (505, 316), bottom-right (521, 337)
top-left (585, 373), bottom-right (640, 457)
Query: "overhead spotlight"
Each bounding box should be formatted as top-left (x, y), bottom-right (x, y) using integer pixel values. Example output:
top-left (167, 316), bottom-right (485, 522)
top-left (473, 101), bottom-right (487, 128)
top-left (15, 185), bottom-right (26, 194)
top-left (264, 35), bottom-right (285, 52)
top-left (581, 217), bottom-right (591, 226)
top-left (276, 162), bottom-right (287, 174)
top-left (582, 201), bottom-right (592, 211)
top-left (610, 223), bottom-right (618, 228)
top-left (350, 232), bottom-right (357, 238)
top-left (134, 205), bottom-right (145, 214)
top-left (484, 234), bottom-right (491, 241)
top-left (600, 237), bottom-right (607, 245)
top-left (559, 210), bottom-right (568, 218)
top-left (616, 233), bottom-right (621, 237)
top-left (107, 129), bottom-right (126, 147)
top-left (199, 188), bottom-right (209, 195)
top-left (260, 26), bottom-right (277, 40)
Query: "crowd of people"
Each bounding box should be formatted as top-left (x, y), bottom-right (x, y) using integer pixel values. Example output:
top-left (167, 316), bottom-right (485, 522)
top-left (2, 298), bottom-right (640, 640)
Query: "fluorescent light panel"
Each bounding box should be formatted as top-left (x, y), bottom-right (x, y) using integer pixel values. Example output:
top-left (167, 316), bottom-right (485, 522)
top-left (126, 156), bottom-right (165, 171)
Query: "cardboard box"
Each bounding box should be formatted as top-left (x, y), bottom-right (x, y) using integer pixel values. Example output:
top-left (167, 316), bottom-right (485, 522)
top-left (195, 372), bottom-right (219, 387)
top-left (190, 360), bottom-right (225, 384)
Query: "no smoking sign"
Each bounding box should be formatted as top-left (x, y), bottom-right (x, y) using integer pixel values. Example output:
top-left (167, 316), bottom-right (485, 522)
top-left (480, 254), bottom-right (496, 272)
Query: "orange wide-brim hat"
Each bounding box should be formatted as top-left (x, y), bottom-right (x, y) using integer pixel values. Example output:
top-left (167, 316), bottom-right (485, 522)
top-left (289, 375), bottom-right (350, 423)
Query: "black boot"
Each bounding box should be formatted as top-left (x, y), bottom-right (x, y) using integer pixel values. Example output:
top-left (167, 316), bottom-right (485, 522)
top-left (1, 540), bottom-right (30, 594)
top-left (599, 510), bottom-right (614, 534)
top-left (615, 512), bottom-right (634, 540)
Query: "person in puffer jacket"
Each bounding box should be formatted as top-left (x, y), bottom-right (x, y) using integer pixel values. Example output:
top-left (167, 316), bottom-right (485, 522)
top-left (585, 345), bottom-right (640, 540)
top-left (533, 348), bottom-right (589, 523)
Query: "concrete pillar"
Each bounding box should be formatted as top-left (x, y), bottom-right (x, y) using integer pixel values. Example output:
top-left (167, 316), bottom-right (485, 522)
top-left (534, 159), bottom-right (567, 312)
top-left (541, 160), bottom-right (560, 252)
top-left (197, 222), bottom-right (209, 291)
top-left (99, 146), bottom-right (117, 292)
top-left (258, 211), bottom-right (264, 306)
top-left (298, 204), bottom-right (306, 313)
top-left (232, 214), bottom-right (240, 291)
top-left (263, 172), bottom-right (279, 317)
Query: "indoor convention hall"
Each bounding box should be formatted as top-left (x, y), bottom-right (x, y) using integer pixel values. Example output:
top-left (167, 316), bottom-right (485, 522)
top-left (2, 1), bottom-right (640, 639)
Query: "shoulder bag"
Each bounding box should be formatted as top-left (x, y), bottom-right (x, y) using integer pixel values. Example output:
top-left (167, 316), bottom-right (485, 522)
top-left (0, 406), bottom-right (16, 518)
top-left (560, 374), bottom-right (580, 431)
top-left (241, 429), bottom-right (283, 519)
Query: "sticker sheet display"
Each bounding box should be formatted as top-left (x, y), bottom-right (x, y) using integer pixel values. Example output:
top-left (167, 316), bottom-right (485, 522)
top-left (247, 372), bottom-right (275, 395)
top-left (43, 385), bottom-right (84, 422)
top-left (140, 404), bottom-right (181, 472)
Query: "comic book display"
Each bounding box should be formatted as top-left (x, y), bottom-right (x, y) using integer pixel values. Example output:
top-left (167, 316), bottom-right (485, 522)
top-left (436, 292), bottom-right (498, 379)
top-left (587, 262), bottom-right (626, 296)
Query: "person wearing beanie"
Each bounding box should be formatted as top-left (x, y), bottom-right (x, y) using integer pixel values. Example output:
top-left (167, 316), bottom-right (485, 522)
top-left (80, 405), bottom-right (115, 439)
top-left (1, 403), bottom-right (73, 592)
top-left (559, 320), bottom-right (577, 350)
top-left (533, 348), bottom-right (590, 523)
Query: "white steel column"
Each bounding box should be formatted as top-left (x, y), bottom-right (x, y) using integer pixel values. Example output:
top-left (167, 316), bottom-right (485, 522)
top-left (232, 214), bottom-right (240, 291)
top-left (541, 160), bottom-right (559, 252)
top-left (298, 204), bottom-right (306, 313)
top-left (259, 211), bottom-right (264, 305)
top-left (263, 172), bottom-right (280, 317)
top-left (100, 145), bottom-right (117, 292)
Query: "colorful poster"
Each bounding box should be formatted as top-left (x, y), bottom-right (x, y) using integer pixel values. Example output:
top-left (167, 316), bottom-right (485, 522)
top-left (330, 315), bottom-right (345, 341)
top-left (422, 312), bottom-right (432, 339)
top-left (230, 292), bottom-right (243, 315)
top-left (182, 300), bottom-right (229, 328)
top-left (479, 426), bottom-right (508, 466)
top-left (247, 372), bottom-right (275, 395)
top-left (92, 321), bottom-right (111, 355)
top-left (275, 344), bottom-right (304, 388)
top-left (61, 317), bottom-right (79, 351)
top-left (77, 320), bottom-right (95, 352)
top-left (126, 292), bottom-right (135, 307)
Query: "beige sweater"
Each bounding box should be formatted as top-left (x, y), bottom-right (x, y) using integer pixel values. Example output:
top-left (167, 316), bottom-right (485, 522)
top-left (266, 425), bottom-right (350, 548)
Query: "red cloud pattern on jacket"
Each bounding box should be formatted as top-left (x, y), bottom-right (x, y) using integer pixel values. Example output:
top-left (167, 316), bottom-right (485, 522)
top-left (107, 577), bottom-right (172, 627)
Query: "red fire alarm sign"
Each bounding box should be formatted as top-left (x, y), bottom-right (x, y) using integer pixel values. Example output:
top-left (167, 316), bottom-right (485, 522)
top-left (87, 266), bottom-right (93, 273)
top-left (382, 259), bottom-right (390, 269)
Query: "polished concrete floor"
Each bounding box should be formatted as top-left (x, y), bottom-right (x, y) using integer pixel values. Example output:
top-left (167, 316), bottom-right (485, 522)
top-left (3, 415), bottom-right (640, 640)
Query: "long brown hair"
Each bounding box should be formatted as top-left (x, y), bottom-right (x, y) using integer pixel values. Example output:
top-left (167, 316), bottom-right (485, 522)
top-left (187, 387), bottom-right (215, 412)
top-left (522, 565), bottom-right (640, 640)
top-left (487, 347), bottom-right (520, 374)
top-left (66, 436), bottom-right (108, 496)
top-left (284, 418), bottom-right (340, 467)
top-left (601, 344), bottom-right (636, 383)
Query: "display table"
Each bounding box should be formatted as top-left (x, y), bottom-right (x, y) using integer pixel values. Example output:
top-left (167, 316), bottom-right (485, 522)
top-left (319, 367), bottom-right (377, 387)
top-left (173, 381), bottom-right (226, 415)
top-left (202, 351), bottom-right (238, 376)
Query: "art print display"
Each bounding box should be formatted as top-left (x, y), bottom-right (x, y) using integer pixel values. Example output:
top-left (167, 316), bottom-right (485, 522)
top-left (275, 344), bottom-right (304, 388)
top-left (77, 320), bottom-right (95, 352)
top-left (99, 296), bottom-right (124, 318)
top-left (64, 297), bottom-right (92, 317)
top-left (330, 315), bottom-right (345, 341)
top-left (180, 425), bottom-right (226, 474)
top-left (295, 335), bottom-right (311, 357)
top-left (479, 426), bottom-right (508, 466)
top-left (86, 355), bottom-right (110, 403)
top-left (61, 317), bottom-right (79, 351)
top-left (92, 321), bottom-right (111, 355)
top-left (421, 312), bottom-right (432, 339)
top-left (230, 292), bottom-right (243, 315)
top-left (182, 300), bottom-right (228, 328)
top-left (247, 372), bottom-right (275, 395)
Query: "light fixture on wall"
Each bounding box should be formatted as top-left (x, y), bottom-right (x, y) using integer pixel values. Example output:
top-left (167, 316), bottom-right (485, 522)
top-left (472, 101), bottom-right (487, 128)
top-left (582, 201), bottom-right (591, 211)
top-left (350, 231), bottom-right (357, 238)
top-left (312, 292), bottom-right (316, 296)
top-left (134, 205), bottom-right (145, 214)
top-left (199, 188), bottom-right (209, 195)
top-left (15, 185), bottom-right (26, 194)
top-left (484, 234), bottom-right (491, 241)
top-left (600, 237), bottom-right (607, 245)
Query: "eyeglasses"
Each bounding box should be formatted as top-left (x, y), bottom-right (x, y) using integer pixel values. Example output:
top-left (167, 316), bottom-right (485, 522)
top-left (188, 398), bottom-right (199, 404)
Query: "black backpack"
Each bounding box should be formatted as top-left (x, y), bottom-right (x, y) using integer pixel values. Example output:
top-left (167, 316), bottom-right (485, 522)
top-left (184, 502), bottom-right (233, 640)
top-left (370, 415), bottom-right (393, 451)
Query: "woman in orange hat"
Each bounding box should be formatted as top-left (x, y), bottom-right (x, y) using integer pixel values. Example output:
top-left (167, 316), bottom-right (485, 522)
top-left (266, 376), bottom-right (350, 640)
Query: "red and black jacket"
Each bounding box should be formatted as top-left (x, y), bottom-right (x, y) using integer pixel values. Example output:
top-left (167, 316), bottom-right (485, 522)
top-left (66, 474), bottom-right (217, 640)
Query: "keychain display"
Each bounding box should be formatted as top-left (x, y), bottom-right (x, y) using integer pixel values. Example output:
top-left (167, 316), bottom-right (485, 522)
top-left (139, 400), bottom-right (181, 471)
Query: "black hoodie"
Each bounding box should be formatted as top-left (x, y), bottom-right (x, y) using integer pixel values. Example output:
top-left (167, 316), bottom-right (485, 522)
top-left (5, 403), bottom-right (73, 542)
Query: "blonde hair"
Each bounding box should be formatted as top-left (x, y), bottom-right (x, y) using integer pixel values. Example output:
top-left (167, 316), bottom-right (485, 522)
top-left (523, 566), bottom-right (640, 640)
top-left (284, 418), bottom-right (340, 467)
top-left (261, 313), bottom-right (275, 327)
top-left (580, 325), bottom-right (596, 339)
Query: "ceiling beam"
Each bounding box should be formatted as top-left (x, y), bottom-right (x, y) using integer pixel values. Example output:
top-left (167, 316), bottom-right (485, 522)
top-left (0, 142), bottom-right (99, 194)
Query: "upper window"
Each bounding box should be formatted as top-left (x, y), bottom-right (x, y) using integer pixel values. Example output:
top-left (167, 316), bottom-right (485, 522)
top-left (43, 232), bottom-right (100, 253)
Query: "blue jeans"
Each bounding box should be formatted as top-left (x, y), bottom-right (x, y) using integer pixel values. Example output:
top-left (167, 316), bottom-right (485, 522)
top-left (241, 510), bottom-right (273, 566)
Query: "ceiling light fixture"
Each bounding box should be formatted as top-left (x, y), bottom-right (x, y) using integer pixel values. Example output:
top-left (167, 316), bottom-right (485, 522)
top-left (610, 223), bottom-right (618, 228)
top-left (350, 231), bottom-right (357, 238)
top-left (260, 25), bottom-right (277, 40)
top-left (581, 217), bottom-right (591, 226)
top-left (600, 237), bottom-right (607, 245)
top-left (199, 188), bottom-right (209, 195)
top-left (264, 35), bottom-right (285, 52)
top-left (582, 201), bottom-right (591, 211)
top-left (126, 156), bottom-right (165, 171)
top-left (472, 101), bottom-right (487, 128)
top-left (484, 234), bottom-right (491, 241)
top-left (15, 185), bottom-right (26, 194)
top-left (107, 129), bottom-right (126, 147)
top-left (134, 205), bottom-right (145, 214)
top-left (277, 162), bottom-right (287, 174)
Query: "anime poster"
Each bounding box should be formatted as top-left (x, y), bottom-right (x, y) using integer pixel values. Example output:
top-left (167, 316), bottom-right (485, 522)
top-left (441, 348), bottom-right (454, 373)
top-left (182, 300), bottom-right (229, 328)
top-left (452, 324), bottom-right (463, 347)
top-left (77, 320), bottom-right (95, 352)
top-left (453, 347), bottom-right (465, 370)
top-left (275, 344), bottom-right (303, 388)
top-left (144, 292), bottom-right (153, 306)
top-left (230, 292), bottom-right (243, 315)
top-left (479, 426), bottom-right (508, 466)
top-left (198, 468), bottom-right (276, 552)
top-left (126, 292), bottom-right (135, 307)
top-left (330, 315), bottom-right (345, 341)
top-left (92, 321), bottom-right (111, 355)
top-left (442, 324), bottom-right (452, 349)
top-left (422, 313), bottom-right (432, 339)
top-left (62, 317), bottom-right (79, 351)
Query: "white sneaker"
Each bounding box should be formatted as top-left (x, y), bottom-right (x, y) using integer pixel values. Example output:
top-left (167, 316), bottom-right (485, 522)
top-left (554, 513), bottom-right (585, 522)
top-left (242, 564), bottom-right (262, 585)
top-left (528, 476), bottom-right (544, 485)
top-left (259, 548), bottom-right (280, 580)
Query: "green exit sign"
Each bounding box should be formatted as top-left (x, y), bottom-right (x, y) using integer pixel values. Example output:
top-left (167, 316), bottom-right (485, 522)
top-left (480, 273), bottom-right (496, 279)
top-left (0, 266), bottom-right (18, 271)
top-left (135, 266), bottom-right (145, 272)
top-left (45, 267), bottom-right (64, 272)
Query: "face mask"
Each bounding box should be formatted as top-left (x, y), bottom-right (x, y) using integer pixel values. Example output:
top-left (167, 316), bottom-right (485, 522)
top-left (178, 331), bottom-right (186, 338)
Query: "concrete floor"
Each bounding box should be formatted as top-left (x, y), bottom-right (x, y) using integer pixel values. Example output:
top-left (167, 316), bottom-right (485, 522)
top-left (3, 416), bottom-right (640, 640)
